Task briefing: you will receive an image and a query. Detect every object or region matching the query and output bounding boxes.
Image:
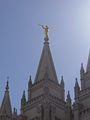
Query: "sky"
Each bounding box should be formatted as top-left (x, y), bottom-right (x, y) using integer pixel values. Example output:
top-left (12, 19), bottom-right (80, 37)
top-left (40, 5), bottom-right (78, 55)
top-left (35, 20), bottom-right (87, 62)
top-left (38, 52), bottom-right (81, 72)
top-left (0, 0), bottom-right (90, 113)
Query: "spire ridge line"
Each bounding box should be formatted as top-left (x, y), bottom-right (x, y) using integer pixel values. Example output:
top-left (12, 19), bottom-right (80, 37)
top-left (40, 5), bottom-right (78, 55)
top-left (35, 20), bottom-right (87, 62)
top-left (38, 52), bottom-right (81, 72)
top-left (86, 50), bottom-right (90, 72)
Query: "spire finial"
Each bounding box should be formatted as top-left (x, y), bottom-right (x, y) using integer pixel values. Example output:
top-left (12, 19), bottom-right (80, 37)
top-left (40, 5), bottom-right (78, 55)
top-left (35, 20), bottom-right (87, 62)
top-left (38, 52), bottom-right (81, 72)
top-left (74, 78), bottom-right (80, 99)
top-left (61, 76), bottom-right (63, 81)
top-left (75, 77), bottom-right (78, 82)
top-left (30, 75), bottom-right (32, 81)
top-left (28, 75), bottom-right (32, 86)
top-left (60, 76), bottom-right (64, 87)
top-left (75, 77), bottom-right (80, 88)
top-left (13, 107), bottom-right (17, 115)
top-left (6, 77), bottom-right (9, 91)
top-left (21, 90), bottom-right (26, 109)
top-left (14, 107), bottom-right (15, 113)
top-left (23, 90), bottom-right (25, 96)
top-left (67, 91), bottom-right (70, 98)
top-left (39, 24), bottom-right (49, 42)
top-left (66, 91), bottom-right (71, 106)
top-left (81, 63), bottom-right (83, 67)
top-left (80, 63), bottom-right (84, 73)
top-left (43, 25), bottom-right (49, 38)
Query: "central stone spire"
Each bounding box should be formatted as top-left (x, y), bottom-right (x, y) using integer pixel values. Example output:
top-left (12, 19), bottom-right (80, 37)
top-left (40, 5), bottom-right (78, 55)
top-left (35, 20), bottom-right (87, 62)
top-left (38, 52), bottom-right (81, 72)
top-left (35, 32), bottom-right (58, 83)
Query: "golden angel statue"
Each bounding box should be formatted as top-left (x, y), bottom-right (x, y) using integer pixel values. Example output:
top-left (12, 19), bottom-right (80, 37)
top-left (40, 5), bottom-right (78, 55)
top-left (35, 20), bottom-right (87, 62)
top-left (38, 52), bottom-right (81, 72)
top-left (39, 25), bottom-right (49, 38)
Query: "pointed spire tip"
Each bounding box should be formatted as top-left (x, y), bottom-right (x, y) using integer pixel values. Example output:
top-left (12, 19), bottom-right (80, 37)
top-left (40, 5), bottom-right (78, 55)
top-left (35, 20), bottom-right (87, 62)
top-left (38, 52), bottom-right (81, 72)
top-left (23, 90), bottom-right (25, 95)
top-left (75, 77), bottom-right (77, 81)
top-left (5, 80), bottom-right (9, 91)
top-left (61, 76), bottom-right (63, 80)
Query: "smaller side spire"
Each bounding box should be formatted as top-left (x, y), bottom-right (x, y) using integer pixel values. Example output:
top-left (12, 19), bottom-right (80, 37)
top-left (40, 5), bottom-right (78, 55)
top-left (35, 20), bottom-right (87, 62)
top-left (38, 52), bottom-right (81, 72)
top-left (13, 107), bottom-right (17, 115)
top-left (0, 79), bottom-right (12, 116)
top-left (80, 63), bottom-right (85, 90)
top-left (12, 107), bottom-right (17, 118)
top-left (80, 63), bottom-right (84, 75)
top-left (21, 90), bottom-right (26, 112)
top-left (60, 76), bottom-right (64, 88)
top-left (28, 76), bottom-right (32, 89)
top-left (66, 91), bottom-right (72, 120)
top-left (60, 76), bottom-right (65, 101)
top-left (75, 78), bottom-right (80, 88)
top-left (74, 78), bottom-right (80, 100)
top-left (28, 76), bottom-right (32, 100)
top-left (66, 91), bottom-right (72, 107)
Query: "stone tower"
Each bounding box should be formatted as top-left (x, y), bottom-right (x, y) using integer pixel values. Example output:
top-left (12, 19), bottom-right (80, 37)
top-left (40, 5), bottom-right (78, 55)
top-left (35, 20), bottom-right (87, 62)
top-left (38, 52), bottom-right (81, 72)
top-left (0, 34), bottom-right (72, 120)
top-left (73, 51), bottom-right (90, 120)
top-left (21, 36), bottom-right (66, 120)
top-left (0, 31), bottom-right (90, 120)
